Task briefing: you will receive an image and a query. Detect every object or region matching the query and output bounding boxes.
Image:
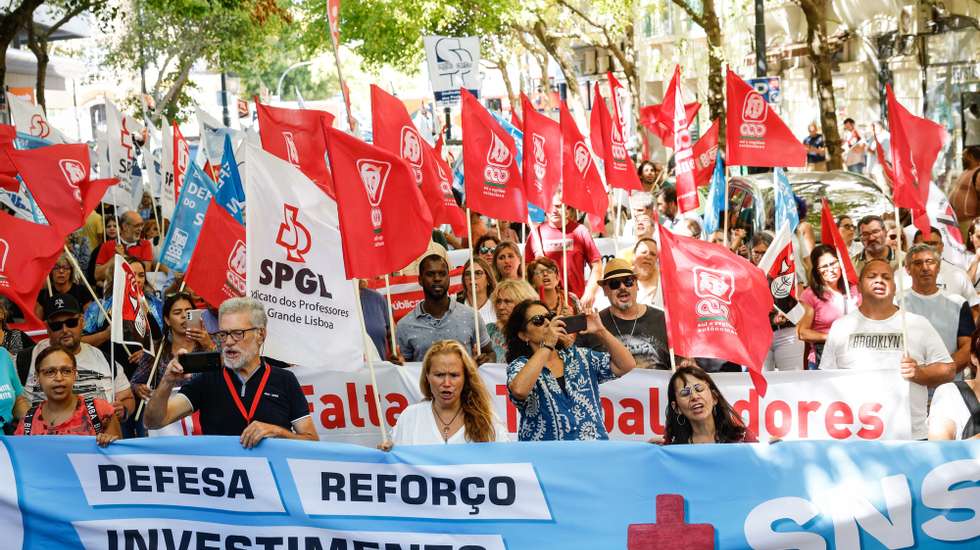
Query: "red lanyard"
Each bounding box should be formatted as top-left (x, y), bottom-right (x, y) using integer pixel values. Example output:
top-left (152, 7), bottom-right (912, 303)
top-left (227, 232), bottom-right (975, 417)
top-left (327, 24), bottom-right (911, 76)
top-left (222, 364), bottom-right (271, 424)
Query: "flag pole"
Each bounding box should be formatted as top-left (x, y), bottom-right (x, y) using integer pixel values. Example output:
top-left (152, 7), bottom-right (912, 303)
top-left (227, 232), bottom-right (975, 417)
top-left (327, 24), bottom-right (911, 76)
top-left (327, 25), bottom-right (357, 133)
top-left (353, 279), bottom-right (390, 444)
top-left (520, 223), bottom-right (527, 279)
top-left (63, 245), bottom-right (112, 324)
top-left (561, 199), bottom-right (569, 309)
top-left (466, 208), bottom-right (482, 352)
top-left (614, 191), bottom-right (622, 238)
top-left (723, 168), bottom-right (730, 249)
top-left (836, 247), bottom-right (854, 312)
top-left (893, 202), bottom-right (910, 356)
top-left (133, 339), bottom-right (165, 421)
top-left (382, 275), bottom-right (399, 358)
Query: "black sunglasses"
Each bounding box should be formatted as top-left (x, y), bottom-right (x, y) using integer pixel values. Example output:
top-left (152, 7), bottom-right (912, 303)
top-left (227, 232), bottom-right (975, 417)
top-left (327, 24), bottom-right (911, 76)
top-left (605, 277), bottom-right (637, 291)
top-left (478, 246), bottom-right (497, 255)
top-left (526, 312), bottom-right (556, 327)
top-left (47, 317), bottom-right (81, 331)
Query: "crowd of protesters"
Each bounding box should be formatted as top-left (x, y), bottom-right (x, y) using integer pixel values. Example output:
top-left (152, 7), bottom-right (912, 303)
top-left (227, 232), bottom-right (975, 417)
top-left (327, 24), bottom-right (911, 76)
top-left (2, 134), bottom-right (980, 450)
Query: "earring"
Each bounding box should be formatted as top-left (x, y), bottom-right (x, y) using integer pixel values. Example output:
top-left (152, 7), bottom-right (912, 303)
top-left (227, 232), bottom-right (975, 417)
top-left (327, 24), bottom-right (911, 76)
top-left (677, 415), bottom-right (686, 426)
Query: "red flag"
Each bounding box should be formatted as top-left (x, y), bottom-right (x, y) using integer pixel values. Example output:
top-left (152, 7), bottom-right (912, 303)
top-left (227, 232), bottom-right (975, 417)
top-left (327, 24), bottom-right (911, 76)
top-left (639, 101), bottom-right (700, 148)
top-left (110, 256), bottom-right (153, 353)
top-left (692, 119), bottom-right (719, 187)
top-left (460, 88), bottom-right (526, 221)
top-left (173, 121), bottom-right (190, 203)
top-left (185, 201), bottom-right (246, 309)
top-left (560, 101), bottom-right (608, 220)
top-left (510, 108), bottom-right (522, 131)
top-left (607, 71), bottom-right (627, 137)
top-left (425, 135), bottom-right (467, 235)
top-left (662, 65), bottom-right (698, 212)
top-left (658, 226), bottom-right (773, 396)
top-left (725, 69), bottom-right (806, 167)
top-left (0, 125), bottom-right (19, 188)
top-left (370, 85), bottom-right (465, 235)
top-left (256, 99), bottom-right (336, 197)
top-left (521, 93), bottom-right (562, 210)
top-left (327, 0), bottom-right (341, 49)
top-left (590, 82), bottom-right (642, 191)
top-left (886, 84), bottom-right (946, 237)
top-left (0, 211), bottom-right (64, 326)
top-left (325, 126), bottom-right (433, 278)
top-left (820, 198), bottom-right (858, 286)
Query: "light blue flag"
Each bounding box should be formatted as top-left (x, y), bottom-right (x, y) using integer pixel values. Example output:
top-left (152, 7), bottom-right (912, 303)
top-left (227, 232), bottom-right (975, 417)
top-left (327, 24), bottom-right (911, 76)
top-left (14, 131), bottom-right (51, 150)
top-left (159, 163), bottom-right (217, 272)
top-left (702, 153), bottom-right (726, 235)
top-left (215, 135), bottom-right (245, 224)
top-left (773, 167), bottom-right (799, 234)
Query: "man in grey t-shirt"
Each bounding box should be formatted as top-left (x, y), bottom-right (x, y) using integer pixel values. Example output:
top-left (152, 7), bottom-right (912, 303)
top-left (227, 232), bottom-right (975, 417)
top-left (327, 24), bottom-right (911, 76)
top-left (394, 254), bottom-right (492, 364)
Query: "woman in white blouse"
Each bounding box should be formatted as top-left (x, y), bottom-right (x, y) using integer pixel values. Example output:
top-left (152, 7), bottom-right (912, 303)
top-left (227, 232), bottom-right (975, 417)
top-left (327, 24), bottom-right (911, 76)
top-left (387, 340), bottom-right (509, 446)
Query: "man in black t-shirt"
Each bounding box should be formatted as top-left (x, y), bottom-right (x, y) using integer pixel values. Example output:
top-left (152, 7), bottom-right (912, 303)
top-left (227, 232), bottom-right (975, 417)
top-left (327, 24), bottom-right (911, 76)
top-left (144, 297), bottom-right (318, 448)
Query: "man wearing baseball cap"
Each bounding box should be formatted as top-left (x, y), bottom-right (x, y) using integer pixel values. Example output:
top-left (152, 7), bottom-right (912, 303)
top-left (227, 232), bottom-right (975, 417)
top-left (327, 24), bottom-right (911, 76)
top-left (577, 259), bottom-right (671, 370)
top-left (18, 294), bottom-right (133, 418)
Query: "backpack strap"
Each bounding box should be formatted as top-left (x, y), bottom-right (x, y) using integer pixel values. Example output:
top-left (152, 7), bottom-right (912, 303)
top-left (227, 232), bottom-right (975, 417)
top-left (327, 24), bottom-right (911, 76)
top-left (21, 405), bottom-right (39, 436)
top-left (83, 397), bottom-right (104, 435)
top-left (954, 381), bottom-right (980, 439)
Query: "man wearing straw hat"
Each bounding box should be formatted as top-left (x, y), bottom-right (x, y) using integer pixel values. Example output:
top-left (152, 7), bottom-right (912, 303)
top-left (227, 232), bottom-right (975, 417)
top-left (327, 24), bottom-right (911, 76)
top-left (144, 297), bottom-right (317, 448)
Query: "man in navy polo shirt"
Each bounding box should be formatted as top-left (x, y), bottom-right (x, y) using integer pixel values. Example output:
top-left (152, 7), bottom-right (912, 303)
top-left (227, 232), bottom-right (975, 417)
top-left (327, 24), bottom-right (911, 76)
top-left (144, 297), bottom-right (317, 447)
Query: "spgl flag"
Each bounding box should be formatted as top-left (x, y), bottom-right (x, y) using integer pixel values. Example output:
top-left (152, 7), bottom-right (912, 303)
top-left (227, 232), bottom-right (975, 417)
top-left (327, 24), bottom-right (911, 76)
top-left (255, 99), bottom-right (336, 197)
top-left (590, 82), bottom-right (642, 191)
top-left (559, 101), bottom-right (607, 220)
top-left (185, 201), bottom-right (246, 309)
top-left (520, 93), bottom-right (561, 210)
top-left (662, 65), bottom-right (698, 212)
top-left (244, 143), bottom-right (361, 369)
top-left (460, 88), bottom-right (526, 221)
top-left (5, 91), bottom-right (67, 143)
top-left (159, 163), bottom-right (217, 272)
top-left (324, 126), bottom-right (433, 278)
top-left (658, 226), bottom-right (774, 396)
top-left (110, 255), bottom-right (152, 354)
top-left (757, 222), bottom-right (805, 324)
top-left (104, 101), bottom-right (136, 207)
top-left (725, 69), bottom-right (805, 168)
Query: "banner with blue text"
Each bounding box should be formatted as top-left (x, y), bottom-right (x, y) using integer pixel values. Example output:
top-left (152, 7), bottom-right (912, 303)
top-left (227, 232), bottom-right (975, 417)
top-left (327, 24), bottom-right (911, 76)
top-left (0, 437), bottom-right (977, 549)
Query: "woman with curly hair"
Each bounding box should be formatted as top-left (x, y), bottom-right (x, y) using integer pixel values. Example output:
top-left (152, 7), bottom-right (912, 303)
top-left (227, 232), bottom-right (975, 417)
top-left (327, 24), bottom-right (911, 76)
top-left (388, 340), bottom-right (508, 445)
top-left (663, 365), bottom-right (756, 444)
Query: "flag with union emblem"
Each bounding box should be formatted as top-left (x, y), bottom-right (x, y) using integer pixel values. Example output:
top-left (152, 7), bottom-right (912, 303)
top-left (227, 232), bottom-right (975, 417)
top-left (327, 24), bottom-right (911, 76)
top-left (590, 82), bottom-right (642, 191)
top-left (520, 93), bottom-right (561, 210)
top-left (110, 255), bottom-right (153, 354)
top-left (661, 65), bottom-right (698, 212)
top-left (255, 99), bottom-right (336, 197)
top-left (725, 69), bottom-right (805, 167)
top-left (559, 101), bottom-right (607, 220)
top-left (757, 222), bottom-right (805, 324)
top-left (460, 88), bottom-right (526, 221)
top-left (658, 226), bottom-right (774, 395)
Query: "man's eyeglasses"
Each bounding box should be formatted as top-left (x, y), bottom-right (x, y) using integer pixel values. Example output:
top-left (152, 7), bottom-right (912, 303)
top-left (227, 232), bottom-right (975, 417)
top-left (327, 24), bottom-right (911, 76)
top-left (678, 383), bottom-right (707, 398)
top-left (47, 318), bottom-right (80, 332)
top-left (605, 277), bottom-right (636, 290)
top-left (525, 312), bottom-right (556, 327)
top-left (39, 367), bottom-right (76, 378)
top-left (211, 327), bottom-right (261, 343)
top-left (533, 267), bottom-right (557, 277)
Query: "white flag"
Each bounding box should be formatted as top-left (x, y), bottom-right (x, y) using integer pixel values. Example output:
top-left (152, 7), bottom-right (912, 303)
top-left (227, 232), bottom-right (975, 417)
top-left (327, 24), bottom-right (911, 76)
top-left (244, 143), bottom-right (363, 369)
top-left (5, 91), bottom-right (68, 143)
top-left (159, 119), bottom-right (176, 221)
top-left (104, 101), bottom-right (136, 209)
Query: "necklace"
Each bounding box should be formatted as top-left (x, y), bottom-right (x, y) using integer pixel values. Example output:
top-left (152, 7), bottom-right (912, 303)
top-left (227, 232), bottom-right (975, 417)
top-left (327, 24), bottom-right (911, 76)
top-left (431, 402), bottom-right (463, 442)
top-left (611, 310), bottom-right (639, 340)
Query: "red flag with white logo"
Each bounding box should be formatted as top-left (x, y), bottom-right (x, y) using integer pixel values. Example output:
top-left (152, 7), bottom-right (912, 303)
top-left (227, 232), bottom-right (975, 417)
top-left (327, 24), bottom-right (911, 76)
top-left (560, 101), bottom-right (608, 220)
top-left (607, 72), bottom-right (628, 140)
top-left (0, 211), bottom-right (64, 328)
top-left (886, 84), bottom-right (946, 237)
top-left (691, 119), bottom-right (719, 187)
top-left (590, 83), bottom-right (642, 191)
top-left (757, 222), bottom-right (806, 324)
top-left (639, 101), bottom-right (700, 148)
top-left (662, 65), bottom-right (699, 212)
top-left (370, 85), bottom-right (464, 234)
top-left (7, 144), bottom-right (116, 234)
top-left (184, 201), bottom-right (246, 309)
top-left (173, 121), bottom-right (190, 202)
top-left (461, 88), bottom-right (526, 221)
top-left (725, 69), bottom-right (805, 168)
top-left (255, 99), bottom-right (337, 197)
top-left (325, 126), bottom-right (433, 278)
top-left (521, 93), bottom-right (562, 210)
top-left (366, 268), bottom-right (465, 322)
top-left (658, 225), bottom-right (773, 396)
top-left (819, 198), bottom-right (859, 286)
top-left (111, 255), bottom-right (152, 353)
top-left (327, 0), bottom-right (341, 49)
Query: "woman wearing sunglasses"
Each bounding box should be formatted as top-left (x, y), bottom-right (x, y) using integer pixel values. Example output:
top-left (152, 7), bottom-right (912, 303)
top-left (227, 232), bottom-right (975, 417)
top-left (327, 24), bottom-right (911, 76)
top-left (798, 244), bottom-right (860, 369)
top-left (473, 234), bottom-right (500, 266)
top-left (504, 299), bottom-right (636, 441)
top-left (663, 365), bottom-right (755, 444)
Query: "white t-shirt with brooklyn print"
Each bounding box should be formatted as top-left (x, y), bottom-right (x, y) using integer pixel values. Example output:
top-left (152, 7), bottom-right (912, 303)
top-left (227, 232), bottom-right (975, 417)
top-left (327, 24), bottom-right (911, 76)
top-left (820, 308), bottom-right (952, 439)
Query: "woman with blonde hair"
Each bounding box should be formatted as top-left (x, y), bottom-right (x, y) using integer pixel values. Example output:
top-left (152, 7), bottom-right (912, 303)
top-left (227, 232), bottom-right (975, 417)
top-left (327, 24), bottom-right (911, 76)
top-left (487, 279), bottom-right (538, 362)
top-left (388, 340), bottom-right (509, 445)
top-left (456, 257), bottom-right (497, 324)
top-left (492, 241), bottom-right (523, 281)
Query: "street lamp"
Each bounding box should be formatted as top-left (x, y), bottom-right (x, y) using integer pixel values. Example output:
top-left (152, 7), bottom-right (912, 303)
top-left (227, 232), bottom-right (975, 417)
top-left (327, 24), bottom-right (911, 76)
top-left (276, 60), bottom-right (315, 102)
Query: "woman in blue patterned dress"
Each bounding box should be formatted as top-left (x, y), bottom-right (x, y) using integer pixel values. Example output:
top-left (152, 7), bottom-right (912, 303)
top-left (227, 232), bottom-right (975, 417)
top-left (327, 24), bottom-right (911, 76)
top-left (504, 300), bottom-right (636, 441)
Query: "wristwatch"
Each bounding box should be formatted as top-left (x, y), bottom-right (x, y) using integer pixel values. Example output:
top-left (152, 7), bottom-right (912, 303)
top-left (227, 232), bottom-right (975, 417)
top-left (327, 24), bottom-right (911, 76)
top-left (541, 343), bottom-right (555, 352)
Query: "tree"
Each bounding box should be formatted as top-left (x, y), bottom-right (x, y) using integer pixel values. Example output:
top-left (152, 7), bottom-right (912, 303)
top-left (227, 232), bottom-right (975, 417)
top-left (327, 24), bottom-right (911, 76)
top-left (671, 0), bottom-right (725, 132)
top-left (104, 0), bottom-right (290, 122)
top-left (0, 0), bottom-right (45, 93)
top-left (795, 0), bottom-right (844, 169)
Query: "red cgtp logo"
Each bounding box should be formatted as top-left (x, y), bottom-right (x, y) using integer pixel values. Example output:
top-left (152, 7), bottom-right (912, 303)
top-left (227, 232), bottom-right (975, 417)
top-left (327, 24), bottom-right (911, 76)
top-left (740, 92), bottom-right (768, 138)
top-left (399, 126), bottom-right (424, 184)
top-left (59, 159), bottom-right (86, 202)
top-left (531, 133), bottom-right (547, 190)
top-left (483, 131), bottom-right (512, 186)
top-left (276, 204), bottom-right (311, 262)
top-left (226, 240), bottom-right (247, 295)
top-left (573, 141), bottom-right (592, 176)
top-left (357, 159), bottom-right (392, 234)
top-left (693, 267), bottom-right (734, 322)
top-left (628, 494), bottom-right (714, 550)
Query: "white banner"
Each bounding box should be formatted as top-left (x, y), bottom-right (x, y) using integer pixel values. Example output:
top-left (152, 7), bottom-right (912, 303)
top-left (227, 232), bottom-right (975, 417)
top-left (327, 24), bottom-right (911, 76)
top-left (244, 143), bottom-right (362, 369)
top-left (423, 35), bottom-right (481, 105)
top-left (159, 119), bottom-right (176, 220)
top-left (5, 91), bottom-right (67, 143)
top-left (290, 363), bottom-right (912, 446)
top-left (104, 101), bottom-right (135, 209)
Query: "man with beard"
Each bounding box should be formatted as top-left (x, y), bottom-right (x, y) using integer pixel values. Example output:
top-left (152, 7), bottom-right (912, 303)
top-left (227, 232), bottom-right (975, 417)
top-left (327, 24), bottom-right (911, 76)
top-left (577, 259), bottom-right (670, 370)
top-left (394, 254), bottom-right (493, 364)
top-left (20, 294), bottom-right (133, 419)
top-left (852, 215), bottom-right (902, 273)
top-left (144, 297), bottom-right (317, 448)
top-left (820, 259), bottom-right (954, 439)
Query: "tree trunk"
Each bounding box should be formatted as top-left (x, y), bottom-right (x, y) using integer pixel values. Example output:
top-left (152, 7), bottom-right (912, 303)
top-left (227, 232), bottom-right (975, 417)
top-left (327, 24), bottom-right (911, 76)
top-left (496, 57), bottom-right (517, 115)
top-left (800, 0), bottom-right (843, 169)
top-left (25, 23), bottom-right (49, 111)
top-left (701, 0), bottom-right (726, 145)
top-left (531, 20), bottom-right (584, 116)
top-left (0, 0), bottom-right (46, 100)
